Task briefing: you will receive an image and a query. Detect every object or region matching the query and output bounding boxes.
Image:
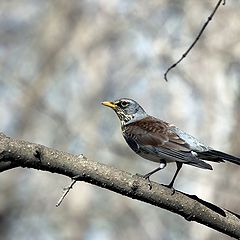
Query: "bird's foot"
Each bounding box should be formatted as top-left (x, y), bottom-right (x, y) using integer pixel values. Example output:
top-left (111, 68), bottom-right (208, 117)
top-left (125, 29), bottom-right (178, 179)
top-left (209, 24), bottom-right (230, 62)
top-left (135, 173), bottom-right (153, 190)
top-left (162, 183), bottom-right (176, 195)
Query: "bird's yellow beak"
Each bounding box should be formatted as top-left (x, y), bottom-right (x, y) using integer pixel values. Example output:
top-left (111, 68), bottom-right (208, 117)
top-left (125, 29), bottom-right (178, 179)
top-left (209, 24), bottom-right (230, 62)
top-left (101, 101), bottom-right (117, 109)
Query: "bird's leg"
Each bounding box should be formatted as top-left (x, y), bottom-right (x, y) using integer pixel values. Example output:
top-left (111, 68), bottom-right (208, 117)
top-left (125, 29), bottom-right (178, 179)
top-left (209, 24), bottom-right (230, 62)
top-left (142, 168), bottom-right (161, 189)
top-left (166, 162), bottom-right (183, 194)
top-left (137, 161), bottom-right (166, 190)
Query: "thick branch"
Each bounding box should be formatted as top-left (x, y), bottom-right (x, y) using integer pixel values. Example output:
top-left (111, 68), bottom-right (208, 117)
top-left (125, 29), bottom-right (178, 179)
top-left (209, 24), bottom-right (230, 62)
top-left (0, 161), bottom-right (18, 172)
top-left (0, 132), bottom-right (239, 238)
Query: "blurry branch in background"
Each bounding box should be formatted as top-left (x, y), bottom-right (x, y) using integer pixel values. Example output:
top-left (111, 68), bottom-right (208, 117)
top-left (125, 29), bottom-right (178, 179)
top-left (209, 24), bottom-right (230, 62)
top-left (0, 132), bottom-right (240, 239)
top-left (14, 2), bottom-right (80, 137)
top-left (164, 0), bottom-right (226, 81)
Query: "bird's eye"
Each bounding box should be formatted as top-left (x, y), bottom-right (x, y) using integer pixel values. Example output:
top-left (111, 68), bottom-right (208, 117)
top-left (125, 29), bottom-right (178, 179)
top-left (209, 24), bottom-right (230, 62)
top-left (120, 100), bottom-right (129, 108)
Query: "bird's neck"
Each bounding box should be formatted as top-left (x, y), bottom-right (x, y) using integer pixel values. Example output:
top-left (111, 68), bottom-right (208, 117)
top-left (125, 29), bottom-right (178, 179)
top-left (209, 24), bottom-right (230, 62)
top-left (120, 113), bottom-right (148, 127)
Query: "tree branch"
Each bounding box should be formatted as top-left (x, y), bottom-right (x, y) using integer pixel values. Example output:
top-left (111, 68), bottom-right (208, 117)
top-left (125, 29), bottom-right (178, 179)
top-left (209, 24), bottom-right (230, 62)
top-left (0, 132), bottom-right (239, 239)
top-left (164, 0), bottom-right (226, 81)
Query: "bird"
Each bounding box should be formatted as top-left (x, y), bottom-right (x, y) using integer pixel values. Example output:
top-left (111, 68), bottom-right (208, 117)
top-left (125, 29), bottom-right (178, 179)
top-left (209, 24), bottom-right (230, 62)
top-left (102, 98), bottom-right (240, 190)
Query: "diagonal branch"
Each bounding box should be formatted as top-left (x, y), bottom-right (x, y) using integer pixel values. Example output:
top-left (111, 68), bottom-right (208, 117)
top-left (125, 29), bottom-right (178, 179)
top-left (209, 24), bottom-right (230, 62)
top-left (0, 132), bottom-right (239, 239)
top-left (164, 0), bottom-right (226, 81)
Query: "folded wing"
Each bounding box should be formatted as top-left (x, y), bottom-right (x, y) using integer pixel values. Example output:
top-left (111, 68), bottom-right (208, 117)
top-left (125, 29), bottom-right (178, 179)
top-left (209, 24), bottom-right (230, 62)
top-left (123, 116), bottom-right (213, 169)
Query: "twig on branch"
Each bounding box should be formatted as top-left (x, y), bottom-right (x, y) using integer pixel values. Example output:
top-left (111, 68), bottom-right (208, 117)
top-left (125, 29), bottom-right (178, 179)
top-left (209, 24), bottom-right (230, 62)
top-left (56, 178), bottom-right (78, 207)
top-left (0, 132), bottom-right (240, 239)
top-left (164, 0), bottom-right (226, 81)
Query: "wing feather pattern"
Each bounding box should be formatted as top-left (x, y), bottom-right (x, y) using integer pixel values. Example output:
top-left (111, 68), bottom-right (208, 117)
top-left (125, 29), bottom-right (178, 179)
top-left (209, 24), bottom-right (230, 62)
top-left (122, 116), bottom-right (212, 169)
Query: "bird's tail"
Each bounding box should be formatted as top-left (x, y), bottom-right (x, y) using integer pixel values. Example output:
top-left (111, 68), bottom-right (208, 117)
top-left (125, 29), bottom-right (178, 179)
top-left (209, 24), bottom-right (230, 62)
top-left (200, 149), bottom-right (240, 165)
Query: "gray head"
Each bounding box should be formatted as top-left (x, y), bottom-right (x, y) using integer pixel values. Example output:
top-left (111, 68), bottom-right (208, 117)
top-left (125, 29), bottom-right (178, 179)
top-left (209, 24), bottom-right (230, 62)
top-left (102, 98), bottom-right (147, 125)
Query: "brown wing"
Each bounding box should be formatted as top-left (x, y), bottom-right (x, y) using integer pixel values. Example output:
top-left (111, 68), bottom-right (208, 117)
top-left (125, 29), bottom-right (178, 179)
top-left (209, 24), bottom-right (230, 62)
top-left (123, 116), bottom-right (191, 152)
top-left (122, 116), bottom-right (212, 169)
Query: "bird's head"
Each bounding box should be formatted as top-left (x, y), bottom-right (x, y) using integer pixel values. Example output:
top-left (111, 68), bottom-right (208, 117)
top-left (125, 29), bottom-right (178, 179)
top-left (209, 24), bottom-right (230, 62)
top-left (102, 98), bottom-right (147, 125)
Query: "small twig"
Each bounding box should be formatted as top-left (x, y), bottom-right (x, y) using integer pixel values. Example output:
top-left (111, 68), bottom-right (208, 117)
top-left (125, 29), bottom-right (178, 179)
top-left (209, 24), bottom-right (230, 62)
top-left (56, 179), bottom-right (78, 207)
top-left (164, 0), bottom-right (226, 81)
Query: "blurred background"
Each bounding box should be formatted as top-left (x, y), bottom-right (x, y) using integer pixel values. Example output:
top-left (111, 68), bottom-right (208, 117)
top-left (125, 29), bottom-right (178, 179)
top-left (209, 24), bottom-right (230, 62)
top-left (0, 0), bottom-right (240, 239)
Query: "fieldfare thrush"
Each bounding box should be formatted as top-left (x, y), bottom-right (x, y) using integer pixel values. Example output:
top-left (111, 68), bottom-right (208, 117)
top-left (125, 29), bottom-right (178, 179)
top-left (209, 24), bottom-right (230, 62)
top-left (102, 98), bottom-right (240, 189)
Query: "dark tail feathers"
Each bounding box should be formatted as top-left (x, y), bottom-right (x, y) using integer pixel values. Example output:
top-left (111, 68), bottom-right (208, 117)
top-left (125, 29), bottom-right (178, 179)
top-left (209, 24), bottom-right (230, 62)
top-left (200, 149), bottom-right (240, 165)
top-left (188, 160), bottom-right (213, 170)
